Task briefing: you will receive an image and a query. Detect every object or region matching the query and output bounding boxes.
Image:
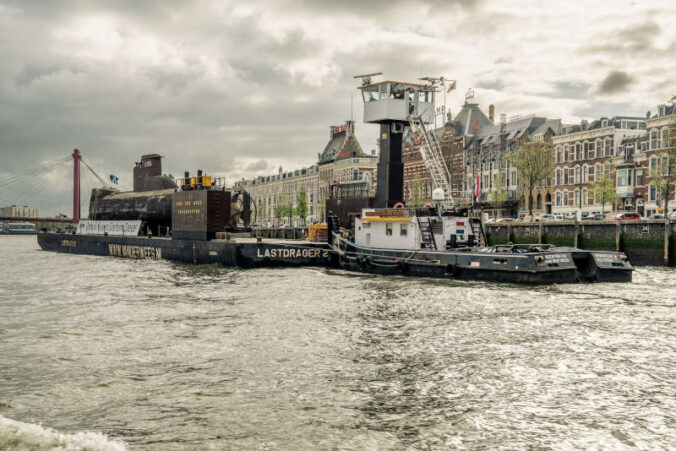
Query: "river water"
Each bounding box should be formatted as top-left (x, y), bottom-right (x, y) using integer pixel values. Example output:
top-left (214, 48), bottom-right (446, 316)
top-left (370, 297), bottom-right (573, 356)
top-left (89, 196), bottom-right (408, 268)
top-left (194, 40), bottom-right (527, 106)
top-left (1, 235), bottom-right (675, 450)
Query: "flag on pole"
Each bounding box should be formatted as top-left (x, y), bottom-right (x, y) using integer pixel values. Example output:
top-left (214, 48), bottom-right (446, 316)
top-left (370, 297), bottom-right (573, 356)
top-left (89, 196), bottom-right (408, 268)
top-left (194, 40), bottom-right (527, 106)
top-left (109, 174), bottom-right (119, 184)
top-left (473, 172), bottom-right (480, 204)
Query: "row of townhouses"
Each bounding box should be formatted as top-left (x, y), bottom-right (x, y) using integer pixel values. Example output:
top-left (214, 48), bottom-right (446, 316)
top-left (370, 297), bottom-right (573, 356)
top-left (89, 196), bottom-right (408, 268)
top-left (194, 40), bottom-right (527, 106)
top-left (234, 121), bottom-right (377, 226)
top-left (403, 97), bottom-right (675, 218)
top-left (234, 98), bottom-right (675, 225)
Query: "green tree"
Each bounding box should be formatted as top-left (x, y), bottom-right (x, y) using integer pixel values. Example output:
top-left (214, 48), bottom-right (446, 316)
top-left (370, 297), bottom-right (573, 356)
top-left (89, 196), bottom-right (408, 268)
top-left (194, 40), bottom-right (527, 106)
top-left (591, 172), bottom-right (616, 217)
top-left (507, 133), bottom-right (555, 218)
top-left (649, 126), bottom-right (676, 217)
top-left (490, 173), bottom-right (508, 210)
top-left (410, 173), bottom-right (424, 206)
top-left (274, 203), bottom-right (288, 226)
top-left (295, 187), bottom-right (308, 225)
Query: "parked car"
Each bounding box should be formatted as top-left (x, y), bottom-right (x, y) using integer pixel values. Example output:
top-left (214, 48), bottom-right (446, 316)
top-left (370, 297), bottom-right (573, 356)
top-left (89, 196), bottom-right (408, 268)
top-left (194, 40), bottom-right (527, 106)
top-left (616, 212), bottom-right (642, 220)
top-left (495, 218), bottom-right (515, 223)
top-left (648, 214), bottom-right (664, 220)
top-left (540, 214), bottom-right (557, 222)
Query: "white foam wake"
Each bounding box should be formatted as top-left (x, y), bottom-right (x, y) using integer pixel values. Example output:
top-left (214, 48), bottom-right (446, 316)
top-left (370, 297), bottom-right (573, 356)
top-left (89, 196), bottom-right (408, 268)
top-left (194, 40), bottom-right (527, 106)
top-left (0, 415), bottom-right (126, 451)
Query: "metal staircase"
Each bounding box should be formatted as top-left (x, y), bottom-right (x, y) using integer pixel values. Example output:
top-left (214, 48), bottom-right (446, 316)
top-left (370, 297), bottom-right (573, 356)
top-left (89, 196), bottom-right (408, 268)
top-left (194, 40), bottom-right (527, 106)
top-left (469, 218), bottom-right (486, 246)
top-left (408, 115), bottom-right (455, 209)
top-left (416, 216), bottom-right (437, 250)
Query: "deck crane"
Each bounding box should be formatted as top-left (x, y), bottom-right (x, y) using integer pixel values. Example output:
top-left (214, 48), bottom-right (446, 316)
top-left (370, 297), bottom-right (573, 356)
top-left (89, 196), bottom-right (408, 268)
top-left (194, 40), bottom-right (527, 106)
top-left (409, 76), bottom-right (457, 209)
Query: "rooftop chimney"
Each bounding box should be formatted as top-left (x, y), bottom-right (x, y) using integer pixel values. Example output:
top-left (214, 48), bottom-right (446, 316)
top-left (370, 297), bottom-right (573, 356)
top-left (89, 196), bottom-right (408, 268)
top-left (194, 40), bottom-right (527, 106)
top-left (489, 104), bottom-right (495, 122)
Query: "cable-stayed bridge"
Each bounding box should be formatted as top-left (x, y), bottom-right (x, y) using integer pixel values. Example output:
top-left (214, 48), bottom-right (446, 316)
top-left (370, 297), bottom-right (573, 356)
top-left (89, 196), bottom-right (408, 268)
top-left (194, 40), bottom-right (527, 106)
top-left (0, 149), bottom-right (108, 225)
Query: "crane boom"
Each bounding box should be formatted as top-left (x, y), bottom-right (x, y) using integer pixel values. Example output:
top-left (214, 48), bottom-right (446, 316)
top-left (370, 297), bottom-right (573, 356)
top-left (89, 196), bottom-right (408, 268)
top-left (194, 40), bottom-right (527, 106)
top-left (408, 115), bottom-right (455, 209)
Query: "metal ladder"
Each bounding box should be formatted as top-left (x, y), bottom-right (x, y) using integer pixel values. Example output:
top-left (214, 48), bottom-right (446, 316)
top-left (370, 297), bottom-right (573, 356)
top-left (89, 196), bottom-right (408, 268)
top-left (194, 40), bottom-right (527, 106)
top-left (408, 115), bottom-right (455, 209)
top-left (417, 216), bottom-right (437, 250)
top-left (469, 218), bottom-right (486, 247)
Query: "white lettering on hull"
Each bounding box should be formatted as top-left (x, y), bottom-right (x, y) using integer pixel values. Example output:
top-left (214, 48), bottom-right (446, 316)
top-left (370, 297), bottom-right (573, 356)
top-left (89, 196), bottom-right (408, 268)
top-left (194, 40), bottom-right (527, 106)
top-left (108, 244), bottom-right (162, 260)
top-left (256, 247), bottom-right (329, 259)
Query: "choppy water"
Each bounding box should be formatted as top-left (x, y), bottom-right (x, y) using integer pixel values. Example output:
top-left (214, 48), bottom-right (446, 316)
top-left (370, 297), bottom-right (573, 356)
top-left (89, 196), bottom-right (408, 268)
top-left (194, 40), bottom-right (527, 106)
top-left (1, 236), bottom-right (675, 450)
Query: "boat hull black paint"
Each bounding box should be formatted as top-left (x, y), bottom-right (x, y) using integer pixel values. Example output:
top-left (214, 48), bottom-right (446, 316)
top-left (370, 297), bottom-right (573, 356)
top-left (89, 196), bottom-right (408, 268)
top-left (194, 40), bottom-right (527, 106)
top-left (37, 232), bottom-right (333, 268)
top-left (336, 240), bottom-right (632, 284)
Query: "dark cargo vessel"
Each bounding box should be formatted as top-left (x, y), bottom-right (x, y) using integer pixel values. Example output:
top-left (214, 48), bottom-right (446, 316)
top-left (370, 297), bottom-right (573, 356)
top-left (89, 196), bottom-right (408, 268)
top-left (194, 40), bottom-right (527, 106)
top-left (39, 154), bottom-right (330, 268)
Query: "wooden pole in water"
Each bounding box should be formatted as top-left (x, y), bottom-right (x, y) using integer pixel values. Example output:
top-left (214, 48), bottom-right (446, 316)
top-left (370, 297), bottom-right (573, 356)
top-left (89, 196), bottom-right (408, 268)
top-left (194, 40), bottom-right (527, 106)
top-left (574, 219), bottom-right (579, 248)
top-left (665, 218), bottom-right (671, 265)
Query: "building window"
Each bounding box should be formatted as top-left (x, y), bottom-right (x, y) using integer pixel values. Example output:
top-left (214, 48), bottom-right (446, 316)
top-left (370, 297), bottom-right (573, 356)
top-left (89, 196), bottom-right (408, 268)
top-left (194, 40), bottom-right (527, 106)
top-left (563, 169), bottom-right (569, 185)
top-left (563, 190), bottom-right (569, 206)
top-left (386, 223), bottom-right (393, 236)
top-left (556, 191), bottom-right (561, 207)
top-left (617, 169), bottom-right (627, 187)
top-left (575, 166), bottom-right (581, 184)
top-left (353, 169), bottom-right (359, 180)
top-left (564, 145), bottom-right (569, 162)
top-left (583, 165), bottom-right (589, 183)
top-left (400, 223), bottom-right (408, 236)
top-left (594, 141), bottom-right (602, 158)
top-left (662, 129), bottom-right (670, 148)
top-left (650, 131), bottom-right (659, 150)
top-left (583, 188), bottom-right (589, 206)
top-left (583, 142), bottom-right (589, 159)
top-left (605, 139), bottom-right (611, 156)
top-left (556, 146), bottom-right (562, 163)
top-left (636, 169), bottom-right (643, 186)
top-left (649, 185), bottom-right (656, 201)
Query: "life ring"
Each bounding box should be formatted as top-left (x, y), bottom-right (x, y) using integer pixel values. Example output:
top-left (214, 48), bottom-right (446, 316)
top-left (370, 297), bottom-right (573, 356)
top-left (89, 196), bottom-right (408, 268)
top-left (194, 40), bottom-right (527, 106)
top-left (413, 131), bottom-right (423, 145)
top-left (393, 202), bottom-right (405, 209)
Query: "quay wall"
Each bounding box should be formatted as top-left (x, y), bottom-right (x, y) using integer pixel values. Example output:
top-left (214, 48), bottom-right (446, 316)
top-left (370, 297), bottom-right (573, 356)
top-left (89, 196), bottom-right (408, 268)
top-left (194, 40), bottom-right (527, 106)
top-left (485, 220), bottom-right (676, 266)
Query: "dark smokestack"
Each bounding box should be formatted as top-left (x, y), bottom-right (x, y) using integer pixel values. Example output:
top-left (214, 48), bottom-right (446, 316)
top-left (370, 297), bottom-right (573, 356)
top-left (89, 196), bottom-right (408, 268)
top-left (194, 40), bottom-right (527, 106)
top-left (489, 104), bottom-right (495, 122)
top-left (184, 171), bottom-right (189, 178)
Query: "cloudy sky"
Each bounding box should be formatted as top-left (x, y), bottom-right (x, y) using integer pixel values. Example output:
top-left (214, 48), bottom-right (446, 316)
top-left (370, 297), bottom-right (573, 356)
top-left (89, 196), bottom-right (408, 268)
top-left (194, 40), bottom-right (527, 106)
top-left (0, 0), bottom-right (674, 215)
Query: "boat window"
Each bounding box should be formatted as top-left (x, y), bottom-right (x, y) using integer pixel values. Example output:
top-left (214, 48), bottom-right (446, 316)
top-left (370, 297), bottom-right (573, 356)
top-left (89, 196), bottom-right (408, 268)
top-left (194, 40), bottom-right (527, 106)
top-left (400, 223), bottom-right (408, 236)
top-left (390, 83), bottom-right (405, 99)
top-left (386, 223), bottom-right (393, 236)
top-left (362, 85), bottom-right (379, 103)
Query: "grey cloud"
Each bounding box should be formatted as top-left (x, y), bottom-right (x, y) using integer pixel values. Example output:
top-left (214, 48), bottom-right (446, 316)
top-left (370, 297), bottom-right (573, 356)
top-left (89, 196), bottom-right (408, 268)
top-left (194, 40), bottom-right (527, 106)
top-left (245, 159), bottom-right (269, 172)
top-left (573, 100), bottom-right (647, 119)
top-left (583, 19), bottom-right (664, 57)
top-left (596, 71), bottom-right (633, 95)
top-left (542, 81), bottom-right (591, 99)
top-left (476, 78), bottom-right (504, 90)
top-left (291, 0), bottom-right (484, 12)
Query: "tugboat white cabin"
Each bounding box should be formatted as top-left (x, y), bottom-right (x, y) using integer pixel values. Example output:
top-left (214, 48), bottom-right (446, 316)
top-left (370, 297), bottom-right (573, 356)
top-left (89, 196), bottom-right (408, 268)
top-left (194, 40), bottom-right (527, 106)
top-left (353, 208), bottom-right (482, 251)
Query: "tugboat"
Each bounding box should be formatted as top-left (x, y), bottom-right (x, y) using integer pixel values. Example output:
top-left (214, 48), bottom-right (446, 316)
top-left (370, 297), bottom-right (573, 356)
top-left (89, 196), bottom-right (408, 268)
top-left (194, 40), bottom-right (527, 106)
top-left (327, 73), bottom-right (632, 283)
top-left (328, 205), bottom-right (632, 284)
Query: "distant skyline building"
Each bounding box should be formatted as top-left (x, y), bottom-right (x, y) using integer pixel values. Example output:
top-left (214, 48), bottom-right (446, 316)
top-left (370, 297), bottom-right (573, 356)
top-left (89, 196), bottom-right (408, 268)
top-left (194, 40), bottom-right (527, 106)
top-left (1, 205), bottom-right (40, 218)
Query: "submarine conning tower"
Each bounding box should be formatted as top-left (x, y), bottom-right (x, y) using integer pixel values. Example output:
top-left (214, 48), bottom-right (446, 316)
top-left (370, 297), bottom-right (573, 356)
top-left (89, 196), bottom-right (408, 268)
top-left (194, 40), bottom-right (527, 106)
top-left (133, 154), bottom-right (177, 192)
top-left (357, 74), bottom-right (435, 208)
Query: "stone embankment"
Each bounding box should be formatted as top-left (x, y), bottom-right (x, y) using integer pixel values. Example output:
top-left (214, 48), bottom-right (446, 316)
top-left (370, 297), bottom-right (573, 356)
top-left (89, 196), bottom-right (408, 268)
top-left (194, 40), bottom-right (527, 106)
top-left (486, 220), bottom-right (676, 266)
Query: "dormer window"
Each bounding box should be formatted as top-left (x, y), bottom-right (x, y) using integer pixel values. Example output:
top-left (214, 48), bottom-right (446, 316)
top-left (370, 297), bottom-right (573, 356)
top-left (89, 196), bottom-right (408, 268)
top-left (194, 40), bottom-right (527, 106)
top-left (602, 119), bottom-right (608, 127)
